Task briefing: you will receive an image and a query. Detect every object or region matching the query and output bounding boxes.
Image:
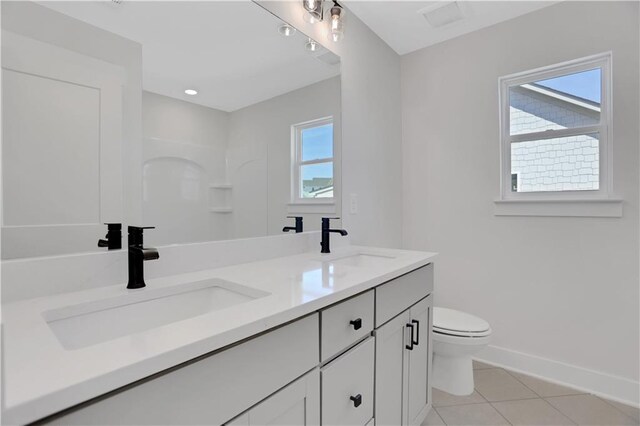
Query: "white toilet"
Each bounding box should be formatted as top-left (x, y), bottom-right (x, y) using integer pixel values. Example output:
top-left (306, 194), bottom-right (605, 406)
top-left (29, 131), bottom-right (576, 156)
top-left (432, 307), bottom-right (492, 396)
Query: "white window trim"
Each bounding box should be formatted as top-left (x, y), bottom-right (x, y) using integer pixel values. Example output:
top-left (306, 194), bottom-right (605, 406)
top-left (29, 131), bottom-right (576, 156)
top-left (290, 116), bottom-right (335, 206)
top-left (496, 52), bottom-right (622, 217)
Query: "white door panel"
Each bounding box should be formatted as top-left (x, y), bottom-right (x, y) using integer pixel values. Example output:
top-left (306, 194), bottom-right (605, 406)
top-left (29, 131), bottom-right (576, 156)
top-left (1, 30), bottom-right (124, 258)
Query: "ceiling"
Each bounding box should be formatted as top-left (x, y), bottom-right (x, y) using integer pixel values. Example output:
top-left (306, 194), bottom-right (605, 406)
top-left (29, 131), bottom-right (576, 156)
top-left (346, 1), bottom-right (560, 55)
top-left (38, 1), bottom-right (340, 112)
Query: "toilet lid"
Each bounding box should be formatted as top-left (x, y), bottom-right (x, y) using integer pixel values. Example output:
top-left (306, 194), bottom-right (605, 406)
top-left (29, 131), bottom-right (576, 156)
top-left (433, 307), bottom-right (491, 337)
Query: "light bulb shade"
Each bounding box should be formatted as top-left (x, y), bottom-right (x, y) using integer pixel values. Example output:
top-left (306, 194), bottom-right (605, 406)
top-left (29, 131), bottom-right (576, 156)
top-left (328, 3), bottom-right (344, 42)
top-left (302, 0), bottom-right (324, 22)
top-left (302, 11), bottom-right (321, 24)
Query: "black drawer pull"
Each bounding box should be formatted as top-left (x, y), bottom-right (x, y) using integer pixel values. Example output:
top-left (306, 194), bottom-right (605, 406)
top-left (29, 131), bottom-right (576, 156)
top-left (350, 394), bottom-right (362, 408)
top-left (406, 323), bottom-right (415, 350)
top-left (412, 319), bottom-right (420, 345)
top-left (350, 318), bottom-right (362, 330)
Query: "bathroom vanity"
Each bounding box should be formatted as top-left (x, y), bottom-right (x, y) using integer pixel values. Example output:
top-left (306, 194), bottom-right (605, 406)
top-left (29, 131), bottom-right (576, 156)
top-left (1, 243), bottom-right (436, 425)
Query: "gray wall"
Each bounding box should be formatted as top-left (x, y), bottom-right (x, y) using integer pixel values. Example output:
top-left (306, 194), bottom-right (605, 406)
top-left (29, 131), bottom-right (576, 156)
top-left (401, 1), bottom-right (639, 402)
top-left (257, 1), bottom-right (403, 249)
top-left (227, 76), bottom-right (342, 238)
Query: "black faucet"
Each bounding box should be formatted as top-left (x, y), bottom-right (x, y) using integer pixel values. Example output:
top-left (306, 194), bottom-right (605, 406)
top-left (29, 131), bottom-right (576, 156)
top-left (98, 223), bottom-right (122, 250)
top-left (283, 216), bottom-right (303, 233)
top-left (320, 217), bottom-right (348, 254)
top-left (127, 226), bottom-right (159, 289)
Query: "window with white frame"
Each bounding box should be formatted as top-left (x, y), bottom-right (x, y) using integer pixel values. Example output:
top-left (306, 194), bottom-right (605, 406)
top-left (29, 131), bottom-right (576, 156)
top-left (292, 117), bottom-right (334, 202)
top-left (499, 53), bottom-right (611, 200)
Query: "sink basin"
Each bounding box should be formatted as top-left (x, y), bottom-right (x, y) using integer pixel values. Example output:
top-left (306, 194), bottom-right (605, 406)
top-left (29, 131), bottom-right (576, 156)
top-left (318, 252), bottom-right (396, 268)
top-left (43, 278), bottom-right (269, 350)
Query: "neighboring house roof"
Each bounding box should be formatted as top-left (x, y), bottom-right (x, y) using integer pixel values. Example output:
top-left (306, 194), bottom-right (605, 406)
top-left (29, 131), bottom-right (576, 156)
top-left (308, 185), bottom-right (333, 197)
top-left (520, 83), bottom-right (601, 113)
top-left (304, 177), bottom-right (332, 186)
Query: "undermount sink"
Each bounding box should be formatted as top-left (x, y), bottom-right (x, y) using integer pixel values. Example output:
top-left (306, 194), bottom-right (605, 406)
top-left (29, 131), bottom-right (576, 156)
top-left (43, 278), bottom-right (269, 350)
top-left (317, 252), bottom-right (396, 267)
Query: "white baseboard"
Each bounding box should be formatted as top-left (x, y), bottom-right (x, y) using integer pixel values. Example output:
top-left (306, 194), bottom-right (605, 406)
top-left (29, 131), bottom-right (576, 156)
top-left (476, 345), bottom-right (640, 408)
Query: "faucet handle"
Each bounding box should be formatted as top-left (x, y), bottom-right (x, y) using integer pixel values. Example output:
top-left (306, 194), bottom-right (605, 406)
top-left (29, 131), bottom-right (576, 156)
top-left (128, 226), bottom-right (155, 231)
top-left (98, 223), bottom-right (122, 250)
top-left (127, 226), bottom-right (155, 246)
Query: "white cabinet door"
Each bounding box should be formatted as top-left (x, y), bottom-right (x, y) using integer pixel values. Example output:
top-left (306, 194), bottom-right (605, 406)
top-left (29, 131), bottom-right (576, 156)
top-left (406, 295), bottom-right (433, 426)
top-left (1, 30), bottom-right (124, 258)
top-left (227, 369), bottom-right (320, 426)
top-left (374, 309), bottom-right (411, 426)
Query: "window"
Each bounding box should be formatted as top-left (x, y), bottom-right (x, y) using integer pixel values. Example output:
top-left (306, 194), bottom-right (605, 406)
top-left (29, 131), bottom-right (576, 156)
top-left (292, 117), bottom-right (334, 203)
top-left (499, 53), bottom-right (612, 200)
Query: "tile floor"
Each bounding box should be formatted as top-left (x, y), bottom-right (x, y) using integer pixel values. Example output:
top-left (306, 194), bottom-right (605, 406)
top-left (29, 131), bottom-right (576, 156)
top-left (422, 361), bottom-right (640, 426)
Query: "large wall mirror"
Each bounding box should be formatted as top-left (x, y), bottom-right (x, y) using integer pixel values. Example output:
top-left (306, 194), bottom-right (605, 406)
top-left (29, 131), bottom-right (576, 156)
top-left (1, 1), bottom-right (341, 259)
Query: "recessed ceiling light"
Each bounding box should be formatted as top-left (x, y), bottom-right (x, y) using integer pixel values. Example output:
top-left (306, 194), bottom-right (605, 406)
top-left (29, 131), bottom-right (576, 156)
top-left (184, 89), bottom-right (198, 96)
top-left (278, 23), bottom-right (297, 37)
top-left (305, 38), bottom-right (319, 53)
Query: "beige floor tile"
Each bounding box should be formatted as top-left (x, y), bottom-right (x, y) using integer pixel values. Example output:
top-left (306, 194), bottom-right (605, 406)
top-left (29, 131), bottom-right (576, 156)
top-left (473, 360), bottom-right (495, 370)
top-left (508, 371), bottom-right (584, 397)
top-left (474, 368), bottom-right (538, 402)
top-left (546, 394), bottom-right (637, 425)
top-left (422, 408), bottom-right (446, 426)
top-left (493, 398), bottom-right (576, 425)
top-left (604, 399), bottom-right (640, 423)
top-left (433, 388), bottom-right (487, 407)
top-left (436, 403), bottom-right (510, 425)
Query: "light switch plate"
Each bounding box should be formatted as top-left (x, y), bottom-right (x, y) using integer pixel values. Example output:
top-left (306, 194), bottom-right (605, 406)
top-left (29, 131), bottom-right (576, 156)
top-left (350, 193), bottom-right (358, 214)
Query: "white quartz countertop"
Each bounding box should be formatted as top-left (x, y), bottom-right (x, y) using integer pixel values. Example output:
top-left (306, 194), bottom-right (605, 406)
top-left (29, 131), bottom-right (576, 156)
top-left (1, 245), bottom-right (437, 424)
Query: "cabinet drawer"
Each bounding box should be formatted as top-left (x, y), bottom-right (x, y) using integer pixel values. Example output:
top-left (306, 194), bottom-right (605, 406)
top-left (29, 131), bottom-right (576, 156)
top-left (321, 337), bottom-right (374, 426)
top-left (321, 290), bottom-right (374, 361)
top-left (375, 264), bottom-right (433, 327)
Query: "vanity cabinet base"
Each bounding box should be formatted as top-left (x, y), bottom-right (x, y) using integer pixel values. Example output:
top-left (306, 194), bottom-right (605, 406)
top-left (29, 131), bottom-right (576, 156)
top-left (36, 264), bottom-right (433, 426)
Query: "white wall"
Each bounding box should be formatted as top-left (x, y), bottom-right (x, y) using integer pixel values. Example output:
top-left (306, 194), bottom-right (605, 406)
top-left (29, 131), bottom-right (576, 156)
top-left (227, 76), bottom-right (341, 237)
top-left (141, 77), bottom-right (341, 243)
top-left (141, 91), bottom-right (229, 245)
top-left (401, 1), bottom-right (639, 404)
top-left (1, 1), bottom-right (143, 227)
top-left (256, 1), bottom-right (403, 249)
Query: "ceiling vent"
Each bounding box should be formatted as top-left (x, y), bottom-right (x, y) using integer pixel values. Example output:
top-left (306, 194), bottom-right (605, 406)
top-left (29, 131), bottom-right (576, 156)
top-left (419, 1), bottom-right (464, 28)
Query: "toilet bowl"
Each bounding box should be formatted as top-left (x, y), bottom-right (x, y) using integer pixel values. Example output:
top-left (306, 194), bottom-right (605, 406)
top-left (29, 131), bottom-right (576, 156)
top-left (432, 307), bottom-right (492, 396)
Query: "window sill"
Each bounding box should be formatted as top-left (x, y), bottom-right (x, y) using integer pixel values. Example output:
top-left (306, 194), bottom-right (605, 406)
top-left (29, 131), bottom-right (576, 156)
top-left (287, 201), bottom-right (336, 214)
top-left (494, 198), bottom-right (623, 218)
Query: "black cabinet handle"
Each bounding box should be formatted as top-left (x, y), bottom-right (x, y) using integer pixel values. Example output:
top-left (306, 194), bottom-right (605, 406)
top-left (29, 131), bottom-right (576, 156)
top-left (406, 323), bottom-right (415, 350)
top-left (350, 318), bottom-right (362, 330)
top-left (350, 394), bottom-right (362, 408)
top-left (412, 319), bottom-right (420, 346)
